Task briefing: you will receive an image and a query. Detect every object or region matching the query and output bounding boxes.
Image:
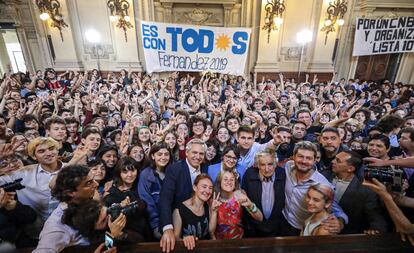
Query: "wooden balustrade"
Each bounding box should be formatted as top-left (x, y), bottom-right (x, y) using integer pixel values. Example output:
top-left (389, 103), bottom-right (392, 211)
top-left (18, 233), bottom-right (413, 253)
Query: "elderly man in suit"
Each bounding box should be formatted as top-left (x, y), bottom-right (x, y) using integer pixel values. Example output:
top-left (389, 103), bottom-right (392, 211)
top-left (242, 149), bottom-right (286, 237)
top-left (159, 138), bottom-right (208, 253)
top-left (322, 150), bottom-right (388, 234)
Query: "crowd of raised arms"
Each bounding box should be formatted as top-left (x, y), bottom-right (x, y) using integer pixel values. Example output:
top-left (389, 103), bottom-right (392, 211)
top-left (0, 68), bottom-right (413, 253)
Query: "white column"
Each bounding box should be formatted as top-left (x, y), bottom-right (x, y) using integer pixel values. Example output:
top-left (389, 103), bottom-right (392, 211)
top-left (254, 0), bottom-right (282, 73)
top-left (395, 54), bottom-right (414, 84)
top-left (0, 33), bottom-right (11, 75)
top-left (307, 0), bottom-right (335, 73)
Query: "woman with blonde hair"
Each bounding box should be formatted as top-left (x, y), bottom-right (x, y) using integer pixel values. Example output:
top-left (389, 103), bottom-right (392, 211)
top-left (209, 170), bottom-right (263, 239)
top-left (301, 183), bottom-right (335, 236)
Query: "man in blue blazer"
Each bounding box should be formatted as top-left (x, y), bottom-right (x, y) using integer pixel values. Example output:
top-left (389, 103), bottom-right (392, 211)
top-left (159, 139), bottom-right (208, 253)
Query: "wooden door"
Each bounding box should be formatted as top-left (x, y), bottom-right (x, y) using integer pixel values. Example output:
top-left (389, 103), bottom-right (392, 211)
top-left (355, 54), bottom-right (401, 82)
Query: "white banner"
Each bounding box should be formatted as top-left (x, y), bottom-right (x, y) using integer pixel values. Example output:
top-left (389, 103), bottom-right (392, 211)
top-left (140, 21), bottom-right (251, 75)
top-left (353, 17), bottom-right (414, 56)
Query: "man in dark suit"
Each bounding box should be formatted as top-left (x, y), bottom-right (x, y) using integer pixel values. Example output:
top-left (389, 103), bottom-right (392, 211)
top-left (322, 150), bottom-right (388, 234)
top-left (242, 149), bottom-right (286, 237)
top-left (159, 139), bottom-right (208, 253)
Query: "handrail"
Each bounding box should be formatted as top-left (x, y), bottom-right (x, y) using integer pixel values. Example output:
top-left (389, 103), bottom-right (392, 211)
top-left (18, 233), bottom-right (413, 253)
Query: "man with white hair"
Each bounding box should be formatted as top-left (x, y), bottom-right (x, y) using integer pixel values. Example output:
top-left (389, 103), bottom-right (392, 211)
top-left (242, 149), bottom-right (286, 237)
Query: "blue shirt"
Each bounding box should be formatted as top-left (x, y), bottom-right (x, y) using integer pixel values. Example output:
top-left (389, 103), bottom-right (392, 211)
top-left (237, 141), bottom-right (272, 173)
top-left (207, 162), bottom-right (245, 184)
top-left (282, 161), bottom-right (348, 229)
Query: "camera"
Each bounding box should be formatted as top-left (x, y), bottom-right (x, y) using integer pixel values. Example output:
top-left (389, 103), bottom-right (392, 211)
top-left (0, 178), bottom-right (25, 192)
top-left (107, 201), bottom-right (139, 221)
top-left (364, 167), bottom-right (404, 192)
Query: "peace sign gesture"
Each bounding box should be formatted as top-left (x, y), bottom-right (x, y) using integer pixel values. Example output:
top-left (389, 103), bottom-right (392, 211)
top-left (177, 134), bottom-right (186, 148)
top-left (0, 138), bottom-right (23, 159)
top-left (151, 124), bottom-right (163, 143)
top-left (210, 192), bottom-right (221, 212)
top-left (68, 144), bottom-right (90, 165)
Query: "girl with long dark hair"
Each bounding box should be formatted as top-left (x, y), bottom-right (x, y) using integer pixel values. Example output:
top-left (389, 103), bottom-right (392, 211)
top-left (104, 157), bottom-right (152, 241)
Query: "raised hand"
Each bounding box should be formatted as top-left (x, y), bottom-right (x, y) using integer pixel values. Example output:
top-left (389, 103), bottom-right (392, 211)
top-left (4, 91), bottom-right (12, 99)
top-left (57, 87), bottom-right (65, 95)
top-left (313, 74), bottom-right (318, 84)
top-left (168, 115), bottom-right (177, 128)
top-left (272, 131), bottom-right (285, 146)
top-left (202, 127), bottom-right (213, 142)
top-left (0, 139), bottom-right (22, 159)
top-left (119, 128), bottom-right (130, 155)
top-left (72, 144), bottom-right (90, 160)
top-left (30, 72), bottom-right (37, 80)
top-left (210, 192), bottom-right (221, 212)
top-left (213, 107), bottom-right (222, 117)
top-left (159, 80), bottom-right (167, 90)
top-left (177, 134), bottom-right (186, 148)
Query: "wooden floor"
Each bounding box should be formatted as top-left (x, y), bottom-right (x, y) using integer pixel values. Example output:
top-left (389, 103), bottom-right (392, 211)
top-left (18, 233), bottom-right (413, 253)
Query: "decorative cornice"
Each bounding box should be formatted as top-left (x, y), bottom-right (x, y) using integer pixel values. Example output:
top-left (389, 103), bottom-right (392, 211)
top-left (84, 44), bottom-right (114, 60)
top-left (359, 0), bottom-right (414, 10)
top-left (184, 8), bottom-right (213, 25)
top-left (280, 47), bottom-right (304, 61)
top-left (159, 0), bottom-right (239, 4)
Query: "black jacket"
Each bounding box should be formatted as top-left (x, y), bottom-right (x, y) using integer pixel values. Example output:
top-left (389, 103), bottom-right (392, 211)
top-left (242, 167), bottom-right (286, 237)
top-left (322, 170), bottom-right (388, 234)
top-left (0, 201), bottom-right (37, 242)
top-left (104, 186), bottom-right (152, 241)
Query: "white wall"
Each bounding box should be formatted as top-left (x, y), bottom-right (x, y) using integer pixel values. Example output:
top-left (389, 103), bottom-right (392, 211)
top-left (5, 0), bottom-right (412, 83)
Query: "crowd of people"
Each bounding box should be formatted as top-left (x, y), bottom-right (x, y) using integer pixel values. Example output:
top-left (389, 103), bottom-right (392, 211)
top-left (0, 68), bottom-right (413, 253)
